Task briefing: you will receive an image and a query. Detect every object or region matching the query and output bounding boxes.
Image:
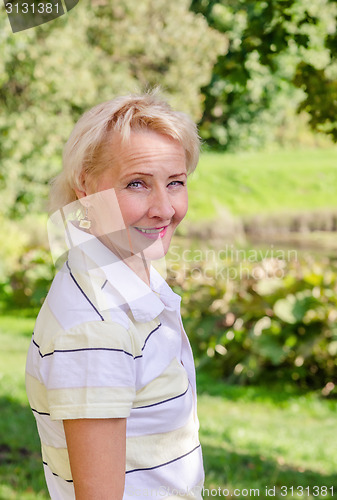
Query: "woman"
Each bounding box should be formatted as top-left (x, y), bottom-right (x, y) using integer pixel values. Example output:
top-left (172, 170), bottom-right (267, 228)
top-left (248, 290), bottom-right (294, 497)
top-left (26, 92), bottom-right (204, 499)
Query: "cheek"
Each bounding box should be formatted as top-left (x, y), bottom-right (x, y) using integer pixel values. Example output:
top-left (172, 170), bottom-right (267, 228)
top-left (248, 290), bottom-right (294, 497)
top-left (87, 189), bottom-right (126, 234)
top-left (117, 196), bottom-right (145, 225)
top-left (174, 192), bottom-right (188, 223)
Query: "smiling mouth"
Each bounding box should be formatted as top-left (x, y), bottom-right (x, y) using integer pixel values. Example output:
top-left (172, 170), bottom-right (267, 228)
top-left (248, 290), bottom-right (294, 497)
top-left (135, 226), bottom-right (168, 234)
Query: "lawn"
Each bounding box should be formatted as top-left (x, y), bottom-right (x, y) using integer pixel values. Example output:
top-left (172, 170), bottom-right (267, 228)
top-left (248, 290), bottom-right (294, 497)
top-left (0, 315), bottom-right (336, 499)
top-left (187, 148), bottom-right (337, 221)
top-left (197, 374), bottom-right (337, 499)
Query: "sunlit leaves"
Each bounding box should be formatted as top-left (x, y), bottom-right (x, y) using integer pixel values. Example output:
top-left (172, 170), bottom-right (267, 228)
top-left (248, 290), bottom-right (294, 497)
top-left (167, 253), bottom-right (337, 389)
top-left (190, 0), bottom-right (337, 150)
top-left (0, 0), bottom-right (225, 217)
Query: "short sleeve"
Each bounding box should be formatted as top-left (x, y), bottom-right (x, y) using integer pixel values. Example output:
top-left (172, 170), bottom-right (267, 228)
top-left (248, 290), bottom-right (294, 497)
top-left (41, 320), bottom-right (136, 420)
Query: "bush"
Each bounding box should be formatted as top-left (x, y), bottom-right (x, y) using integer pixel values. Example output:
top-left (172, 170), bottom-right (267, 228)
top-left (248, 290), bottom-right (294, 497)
top-left (0, 215), bottom-right (54, 309)
top-left (167, 252), bottom-right (337, 392)
top-left (8, 247), bottom-right (54, 308)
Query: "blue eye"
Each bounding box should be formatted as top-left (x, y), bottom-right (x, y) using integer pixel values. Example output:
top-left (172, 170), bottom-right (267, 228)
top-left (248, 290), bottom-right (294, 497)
top-left (127, 181), bottom-right (143, 189)
top-left (169, 180), bottom-right (185, 187)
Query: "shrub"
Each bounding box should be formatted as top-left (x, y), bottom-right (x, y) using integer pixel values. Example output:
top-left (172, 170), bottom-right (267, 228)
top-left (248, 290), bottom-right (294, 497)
top-left (167, 252), bottom-right (337, 392)
top-left (0, 215), bottom-right (53, 309)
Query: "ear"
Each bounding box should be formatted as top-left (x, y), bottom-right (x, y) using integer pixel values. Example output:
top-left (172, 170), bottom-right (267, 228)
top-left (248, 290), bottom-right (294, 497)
top-left (74, 172), bottom-right (88, 199)
top-left (74, 187), bottom-right (87, 199)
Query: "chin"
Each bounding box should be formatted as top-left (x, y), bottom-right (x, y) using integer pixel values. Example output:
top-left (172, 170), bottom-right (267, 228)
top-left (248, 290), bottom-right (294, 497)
top-left (127, 226), bottom-right (174, 260)
top-left (104, 227), bottom-right (175, 262)
top-left (141, 239), bottom-right (171, 261)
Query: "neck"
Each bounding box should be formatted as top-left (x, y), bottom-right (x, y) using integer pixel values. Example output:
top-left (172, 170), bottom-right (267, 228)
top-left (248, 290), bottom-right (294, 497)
top-left (96, 233), bottom-right (151, 285)
top-left (123, 252), bottom-right (151, 286)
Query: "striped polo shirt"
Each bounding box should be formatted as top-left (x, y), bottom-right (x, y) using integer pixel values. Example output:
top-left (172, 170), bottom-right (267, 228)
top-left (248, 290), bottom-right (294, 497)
top-left (25, 223), bottom-right (204, 499)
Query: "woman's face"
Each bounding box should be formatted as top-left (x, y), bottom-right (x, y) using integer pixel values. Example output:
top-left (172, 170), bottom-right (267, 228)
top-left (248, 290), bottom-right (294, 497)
top-left (78, 130), bottom-right (188, 261)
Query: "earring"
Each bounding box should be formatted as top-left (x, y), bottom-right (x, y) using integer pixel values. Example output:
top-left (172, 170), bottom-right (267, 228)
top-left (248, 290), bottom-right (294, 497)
top-left (79, 206), bottom-right (91, 229)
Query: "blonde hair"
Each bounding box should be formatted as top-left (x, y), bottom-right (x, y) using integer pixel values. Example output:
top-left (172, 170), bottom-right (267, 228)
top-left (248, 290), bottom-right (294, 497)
top-left (49, 91), bottom-right (200, 214)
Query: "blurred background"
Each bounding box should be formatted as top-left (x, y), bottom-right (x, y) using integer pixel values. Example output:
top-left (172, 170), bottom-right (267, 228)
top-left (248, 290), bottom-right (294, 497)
top-left (1, 0), bottom-right (337, 498)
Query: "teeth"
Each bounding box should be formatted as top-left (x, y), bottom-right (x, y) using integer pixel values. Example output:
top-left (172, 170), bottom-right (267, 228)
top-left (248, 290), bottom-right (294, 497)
top-left (136, 227), bottom-right (164, 234)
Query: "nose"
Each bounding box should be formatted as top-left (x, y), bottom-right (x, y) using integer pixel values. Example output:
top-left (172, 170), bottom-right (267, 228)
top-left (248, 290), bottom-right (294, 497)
top-left (147, 188), bottom-right (175, 220)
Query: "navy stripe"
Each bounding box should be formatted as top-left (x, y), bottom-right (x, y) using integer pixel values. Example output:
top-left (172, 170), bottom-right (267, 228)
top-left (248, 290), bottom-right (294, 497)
top-left (32, 335), bottom-right (134, 359)
top-left (66, 261), bottom-right (104, 321)
top-left (43, 462), bottom-right (73, 483)
top-left (125, 444), bottom-right (201, 474)
top-left (141, 323), bottom-right (161, 351)
top-left (32, 338), bottom-right (54, 358)
top-left (32, 323), bottom-right (162, 359)
top-left (54, 347), bottom-right (134, 357)
top-left (32, 408), bottom-right (50, 416)
top-left (101, 279), bottom-right (108, 290)
top-left (43, 444), bottom-right (201, 481)
top-left (133, 386), bottom-right (189, 410)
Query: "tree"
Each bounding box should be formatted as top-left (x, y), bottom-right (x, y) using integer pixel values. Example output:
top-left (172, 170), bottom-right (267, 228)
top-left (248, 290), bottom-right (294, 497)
top-left (294, 47), bottom-right (337, 139)
top-left (0, 0), bottom-right (226, 217)
top-left (190, 0), bottom-right (337, 150)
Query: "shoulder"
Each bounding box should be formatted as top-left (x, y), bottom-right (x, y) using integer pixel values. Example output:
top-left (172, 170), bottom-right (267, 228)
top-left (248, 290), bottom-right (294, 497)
top-left (34, 283), bottom-right (160, 361)
top-left (34, 260), bottom-right (162, 359)
top-left (33, 307), bottom-right (136, 361)
top-left (44, 264), bottom-right (105, 329)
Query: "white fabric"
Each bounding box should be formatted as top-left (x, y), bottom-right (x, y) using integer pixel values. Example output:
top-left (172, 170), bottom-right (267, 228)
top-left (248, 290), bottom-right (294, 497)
top-left (26, 222), bottom-right (204, 499)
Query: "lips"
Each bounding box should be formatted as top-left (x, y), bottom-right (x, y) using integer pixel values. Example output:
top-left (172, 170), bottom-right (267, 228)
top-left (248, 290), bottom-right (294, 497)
top-left (136, 227), bottom-right (165, 234)
top-left (134, 225), bottom-right (169, 239)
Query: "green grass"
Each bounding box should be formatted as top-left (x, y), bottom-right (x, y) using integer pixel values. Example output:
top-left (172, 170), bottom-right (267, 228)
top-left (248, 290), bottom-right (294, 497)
top-left (0, 315), bottom-right (47, 500)
top-left (197, 374), bottom-right (337, 499)
top-left (187, 148), bottom-right (337, 221)
top-left (1, 315), bottom-right (337, 499)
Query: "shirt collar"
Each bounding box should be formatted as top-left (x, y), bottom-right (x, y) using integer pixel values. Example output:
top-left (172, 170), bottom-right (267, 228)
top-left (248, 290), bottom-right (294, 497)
top-left (65, 222), bottom-right (180, 323)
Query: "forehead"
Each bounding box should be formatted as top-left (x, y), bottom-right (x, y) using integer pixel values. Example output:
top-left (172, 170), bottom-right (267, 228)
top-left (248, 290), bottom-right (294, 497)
top-left (108, 130), bottom-right (187, 173)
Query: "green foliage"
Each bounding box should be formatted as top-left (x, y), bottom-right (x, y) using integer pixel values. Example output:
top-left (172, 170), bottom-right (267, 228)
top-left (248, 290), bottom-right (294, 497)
top-left (0, 215), bottom-right (53, 309)
top-left (86, 0), bottom-right (226, 120)
top-left (167, 252), bottom-right (337, 390)
top-left (0, 0), bottom-right (225, 217)
top-left (0, 216), bottom-right (30, 283)
top-left (293, 4), bottom-right (337, 140)
top-left (295, 62), bottom-right (337, 141)
top-left (190, 0), bottom-right (337, 150)
top-left (7, 247), bottom-right (54, 308)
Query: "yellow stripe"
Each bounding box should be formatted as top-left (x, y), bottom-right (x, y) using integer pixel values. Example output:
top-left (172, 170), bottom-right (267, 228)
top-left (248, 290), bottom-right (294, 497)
top-left (42, 443), bottom-right (72, 481)
top-left (33, 302), bottom-right (63, 355)
top-left (52, 318), bottom-right (161, 358)
top-left (53, 320), bottom-right (133, 352)
top-left (26, 369), bottom-right (135, 420)
top-left (25, 372), bottom-right (49, 414)
top-left (126, 412), bottom-right (199, 472)
top-left (126, 316), bottom-right (162, 354)
top-left (41, 427), bottom-right (202, 487)
top-left (134, 357), bottom-right (188, 408)
top-left (33, 299), bottom-right (161, 359)
top-left (48, 386), bottom-right (135, 420)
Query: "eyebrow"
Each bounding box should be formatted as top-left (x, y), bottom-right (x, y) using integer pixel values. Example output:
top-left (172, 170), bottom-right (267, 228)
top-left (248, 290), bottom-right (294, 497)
top-left (122, 172), bottom-right (187, 179)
